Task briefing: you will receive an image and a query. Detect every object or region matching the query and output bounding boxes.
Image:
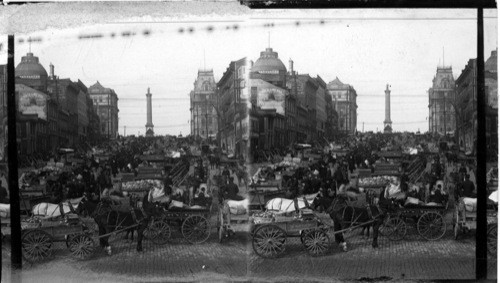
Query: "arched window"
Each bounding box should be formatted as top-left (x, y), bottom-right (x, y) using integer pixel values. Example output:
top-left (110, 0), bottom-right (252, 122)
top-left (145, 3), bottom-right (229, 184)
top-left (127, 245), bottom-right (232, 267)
top-left (202, 81), bottom-right (211, 91)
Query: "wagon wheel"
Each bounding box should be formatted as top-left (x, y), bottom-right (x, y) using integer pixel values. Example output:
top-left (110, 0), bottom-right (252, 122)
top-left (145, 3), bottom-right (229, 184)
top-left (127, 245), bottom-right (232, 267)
top-left (252, 225), bottom-right (287, 258)
top-left (143, 218), bottom-right (158, 240)
top-left (22, 229), bottom-right (53, 263)
top-left (487, 224), bottom-right (497, 257)
top-left (150, 219), bottom-right (172, 245)
top-left (381, 217), bottom-right (407, 241)
top-left (303, 229), bottom-right (330, 256)
top-left (300, 229), bottom-right (313, 244)
top-left (68, 233), bottom-right (95, 260)
top-left (417, 212), bottom-right (446, 241)
top-left (181, 215), bottom-right (211, 244)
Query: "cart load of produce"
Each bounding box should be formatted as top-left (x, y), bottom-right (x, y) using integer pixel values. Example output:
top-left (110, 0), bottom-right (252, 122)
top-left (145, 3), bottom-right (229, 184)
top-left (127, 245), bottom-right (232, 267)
top-left (0, 203), bottom-right (10, 218)
top-left (251, 211), bottom-right (275, 224)
top-left (121, 179), bottom-right (163, 192)
top-left (358, 175), bottom-right (396, 187)
top-left (458, 197), bottom-right (477, 212)
top-left (276, 160), bottom-right (300, 168)
top-left (225, 199), bottom-right (248, 215)
top-left (251, 209), bottom-right (308, 224)
top-left (252, 166), bottom-right (278, 183)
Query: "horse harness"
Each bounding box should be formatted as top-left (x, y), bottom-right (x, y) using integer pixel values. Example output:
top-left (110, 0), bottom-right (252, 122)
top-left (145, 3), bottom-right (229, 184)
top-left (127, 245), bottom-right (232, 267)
top-left (94, 202), bottom-right (148, 230)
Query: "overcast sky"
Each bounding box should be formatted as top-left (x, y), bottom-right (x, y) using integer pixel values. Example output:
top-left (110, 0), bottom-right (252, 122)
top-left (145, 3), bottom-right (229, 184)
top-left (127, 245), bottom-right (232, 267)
top-left (7, 9), bottom-right (498, 136)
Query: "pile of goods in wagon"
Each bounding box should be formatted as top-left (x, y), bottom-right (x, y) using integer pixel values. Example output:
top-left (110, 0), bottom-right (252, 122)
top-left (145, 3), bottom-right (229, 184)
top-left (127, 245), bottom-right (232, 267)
top-left (251, 209), bottom-right (312, 224)
top-left (121, 179), bottom-right (163, 192)
top-left (358, 175), bottom-right (395, 187)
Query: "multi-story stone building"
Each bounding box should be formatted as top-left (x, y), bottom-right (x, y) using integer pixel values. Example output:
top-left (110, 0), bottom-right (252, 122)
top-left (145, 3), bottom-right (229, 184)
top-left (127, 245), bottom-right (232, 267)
top-left (327, 77), bottom-right (358, 135)
top-left (217, 58), bottom-right (248, 158)
top-left (315, 76), bottom-right (327, 140)
top-left (190, 70), bottom-right (218, 140)
top-left (0, 65), bottom-right (6, 160)
top-left (89, 81), bottom-right (119, 140)
top-left (75, 80), bottom-right (90, 143)
top-left (456, 49), bottom-right (497, 155)
top-left (325, 92), bottom-right (339, 140)
top-left (249, 47), bottom-right (290, 151)
top-left (295, 74), bottom-right (319, 142)
top-left (12, 51), bottom-right (101, 155)
top-left (428, 66), bottom-right (456, 135)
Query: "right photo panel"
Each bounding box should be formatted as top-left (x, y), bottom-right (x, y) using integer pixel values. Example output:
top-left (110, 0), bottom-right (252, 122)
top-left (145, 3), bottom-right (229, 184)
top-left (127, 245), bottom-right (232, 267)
top-left (245, 9), bottom-right (497, 281)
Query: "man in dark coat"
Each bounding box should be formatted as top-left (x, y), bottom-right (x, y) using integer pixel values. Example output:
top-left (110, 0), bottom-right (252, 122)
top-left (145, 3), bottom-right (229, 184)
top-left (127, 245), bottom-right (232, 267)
top-left (222, 177), bottom-right (243, 201)
top-left (461, 174), bottom-right (476, 198)
top-left (0, 180), bottom-right (8, 204)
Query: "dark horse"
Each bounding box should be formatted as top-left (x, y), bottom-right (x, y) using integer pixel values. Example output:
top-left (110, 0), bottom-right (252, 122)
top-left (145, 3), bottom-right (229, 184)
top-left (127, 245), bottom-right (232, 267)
top-left (312, 193), bottom-right (396, 251)
top-left (77, 193), bottom-right (154, 255)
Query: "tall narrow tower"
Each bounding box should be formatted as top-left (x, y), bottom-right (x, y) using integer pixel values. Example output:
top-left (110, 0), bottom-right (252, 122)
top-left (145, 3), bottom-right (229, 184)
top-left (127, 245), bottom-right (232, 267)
top-left (383, 84), bottom-right (393, 133)
top-left (145, 87), bottom-right (154, 137)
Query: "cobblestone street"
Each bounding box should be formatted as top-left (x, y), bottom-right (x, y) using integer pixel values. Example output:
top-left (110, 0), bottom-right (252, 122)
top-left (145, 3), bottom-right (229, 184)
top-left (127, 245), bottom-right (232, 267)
top-left (2, 169), bottom-right (497, 282)
top-left (2, 208), bottom-right (497, 282)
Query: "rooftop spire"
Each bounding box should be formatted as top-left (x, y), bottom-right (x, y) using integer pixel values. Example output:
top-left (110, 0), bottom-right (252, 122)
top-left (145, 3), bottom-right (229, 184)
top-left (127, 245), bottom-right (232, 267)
top-left (443, 46), bottom-right (445, 68)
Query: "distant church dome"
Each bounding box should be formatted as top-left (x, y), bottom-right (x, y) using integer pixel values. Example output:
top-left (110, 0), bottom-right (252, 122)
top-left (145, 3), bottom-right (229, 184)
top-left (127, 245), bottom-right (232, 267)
top-left (252, 48), bottom-right (287, 74)
top-left (15, 53), bottom-right (48, 79)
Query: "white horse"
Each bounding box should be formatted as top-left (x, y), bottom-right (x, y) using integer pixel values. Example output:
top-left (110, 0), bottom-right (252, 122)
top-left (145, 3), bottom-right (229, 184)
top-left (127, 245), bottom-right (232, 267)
top-left (265, 193), bottom-right (319, 213)
top-left (31, 197), bottom-right (83, 218)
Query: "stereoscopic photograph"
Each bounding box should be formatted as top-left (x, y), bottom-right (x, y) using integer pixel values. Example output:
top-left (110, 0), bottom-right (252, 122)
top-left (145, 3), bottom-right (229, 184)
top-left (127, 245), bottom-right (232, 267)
top-left (0, 3), bottom-right (497, 282)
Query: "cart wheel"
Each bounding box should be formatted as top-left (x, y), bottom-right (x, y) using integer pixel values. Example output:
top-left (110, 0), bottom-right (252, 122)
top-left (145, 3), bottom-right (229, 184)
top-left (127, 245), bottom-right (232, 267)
top-left (381, 217), bottom-right (407, 241)
top-left (143, 218), bottom-right (158, 240)
top-left (150, 219), bottom-right (172, 245)
top-left (417, 212), bottom-right (446, 241)
top-left (181, 215), bottom-right (211, 244)
top-left (453, 223), bottom-right (460, 240)
top-left (65, 234), bottom-right (75, 248)
top-left (252, 224), bottom-right (286, 258)
top-left (487, 224), bottom-right (497, 257)
top-left (303, 229), bottom-right (330, 256)
top-left (68, 233), bottom-right (95, 260)
top-left (299, 229), bottom-right (313, 244)
top-left (22, 229), bottom-right (53, 263)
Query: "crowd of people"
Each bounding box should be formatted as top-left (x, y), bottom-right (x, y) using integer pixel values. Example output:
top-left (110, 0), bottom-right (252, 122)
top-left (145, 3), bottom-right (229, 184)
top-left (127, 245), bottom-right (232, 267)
top-left (252, 132), bottom-right (488, 211)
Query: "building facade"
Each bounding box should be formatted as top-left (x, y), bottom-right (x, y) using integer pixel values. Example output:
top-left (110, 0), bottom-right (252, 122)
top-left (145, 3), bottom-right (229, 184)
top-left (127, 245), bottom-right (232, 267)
top-left (325, 92), bottom-right (339, 140)
top-left (327, 77), bottom-right (358, 135)
top-left (0, 65), bottom-right (7, 160)
top-left (217, 58), bottom-right (248, 158)
top-left (455, 50), bottom-right (497, 155)
top-left (428, 66), bottom-right (456, 135)
top-left (12, 51), bottom-right (102, 156)
top-left (190, 70), bottom-right (217, 140)
top-left (89, 81), bottom-right (119, 140)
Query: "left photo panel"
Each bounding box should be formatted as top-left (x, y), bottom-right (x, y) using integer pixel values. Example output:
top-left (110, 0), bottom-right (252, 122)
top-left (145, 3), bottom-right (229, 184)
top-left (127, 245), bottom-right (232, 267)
top-left (1, 21), bottom-right (252, 282)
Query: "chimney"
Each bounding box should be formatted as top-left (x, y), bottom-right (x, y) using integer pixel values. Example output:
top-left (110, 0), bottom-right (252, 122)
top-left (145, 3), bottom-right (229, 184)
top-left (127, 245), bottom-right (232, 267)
top-left (49, 63), bottom-right (54, 79)
top-left (289, 59), bottom-right (294, 75)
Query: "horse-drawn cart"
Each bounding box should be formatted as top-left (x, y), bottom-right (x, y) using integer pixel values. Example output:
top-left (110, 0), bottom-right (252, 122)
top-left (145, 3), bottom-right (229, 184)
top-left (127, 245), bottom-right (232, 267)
top-left (453, 194), bottom-right (497, 257)
top-left (381, 203), bottom-right (448, 241)
top-left (147, 204), bottom-right (212, 245)
top-left (251, 211), bottom-right (329, 258)
top-left (216, 181), bottom-right (286, 244)
top-left (20, 213), bottom-right (95, 262)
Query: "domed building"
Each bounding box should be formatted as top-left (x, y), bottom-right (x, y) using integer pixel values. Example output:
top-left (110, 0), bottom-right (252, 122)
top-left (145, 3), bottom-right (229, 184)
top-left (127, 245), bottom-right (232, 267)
top-left (250, 47), bottom-right (287, 88)
top-left (15, 52), bottom-right (49, 93)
